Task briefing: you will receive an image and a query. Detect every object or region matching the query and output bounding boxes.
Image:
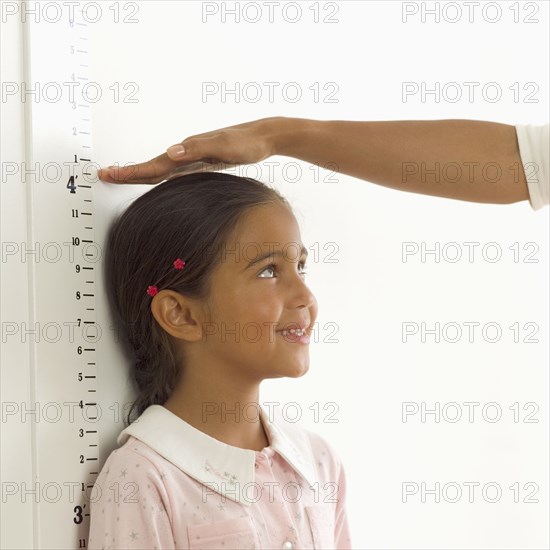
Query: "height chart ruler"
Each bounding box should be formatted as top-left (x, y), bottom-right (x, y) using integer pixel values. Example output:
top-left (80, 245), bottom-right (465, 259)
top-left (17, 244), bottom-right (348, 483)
top-left (20, 5), bottom-right (98, 548)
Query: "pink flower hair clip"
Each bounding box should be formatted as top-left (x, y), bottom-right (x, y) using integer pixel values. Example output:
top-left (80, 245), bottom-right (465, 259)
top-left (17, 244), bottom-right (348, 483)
top-left (146, 258), bottom-right (187, 297)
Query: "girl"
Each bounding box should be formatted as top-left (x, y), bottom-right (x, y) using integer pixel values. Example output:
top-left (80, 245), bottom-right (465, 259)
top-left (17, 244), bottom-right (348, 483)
top-left (88, 171), bottom-right (352, 549)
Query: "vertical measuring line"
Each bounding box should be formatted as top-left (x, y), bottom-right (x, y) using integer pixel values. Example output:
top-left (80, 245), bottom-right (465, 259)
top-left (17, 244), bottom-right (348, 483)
top-left (22, 5), bottom-right (98, 548)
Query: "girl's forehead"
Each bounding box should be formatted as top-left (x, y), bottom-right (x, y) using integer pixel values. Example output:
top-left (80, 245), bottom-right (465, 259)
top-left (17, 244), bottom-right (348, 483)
top-left (216, 212), bottom-right (303, 270)
top-left (212, 203), bottom-right (301, 269)
top-left (233, 202), bottom-right (299, 239)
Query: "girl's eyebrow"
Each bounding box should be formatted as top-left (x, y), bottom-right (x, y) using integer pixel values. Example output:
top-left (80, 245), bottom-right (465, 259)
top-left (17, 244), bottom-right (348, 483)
top-left (244, 245), bottom-right (308, 271)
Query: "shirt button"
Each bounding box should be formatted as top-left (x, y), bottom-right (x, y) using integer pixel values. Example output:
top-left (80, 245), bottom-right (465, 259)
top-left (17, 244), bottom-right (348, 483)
top-left (282, 542), bottom-right (293, 549)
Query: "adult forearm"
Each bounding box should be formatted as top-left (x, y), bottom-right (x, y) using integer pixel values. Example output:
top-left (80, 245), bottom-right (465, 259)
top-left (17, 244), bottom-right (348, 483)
top-left (270, 117), bottom-right (530, 205)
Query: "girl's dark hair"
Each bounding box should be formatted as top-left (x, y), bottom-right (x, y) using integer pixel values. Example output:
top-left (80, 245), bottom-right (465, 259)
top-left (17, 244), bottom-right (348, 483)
top-left (104, 171), bottom-right (290, 427)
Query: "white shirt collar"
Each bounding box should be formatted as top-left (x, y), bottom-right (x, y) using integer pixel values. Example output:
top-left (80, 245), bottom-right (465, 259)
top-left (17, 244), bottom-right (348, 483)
top-left (117, 404), bottom-right (317, 506)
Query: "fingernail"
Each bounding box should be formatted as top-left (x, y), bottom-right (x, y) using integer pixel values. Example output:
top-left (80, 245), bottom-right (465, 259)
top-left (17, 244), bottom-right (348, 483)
top-left (99, 167), bottom-right (118, 180)
top-left (167, 144), bottom-right (186, 159)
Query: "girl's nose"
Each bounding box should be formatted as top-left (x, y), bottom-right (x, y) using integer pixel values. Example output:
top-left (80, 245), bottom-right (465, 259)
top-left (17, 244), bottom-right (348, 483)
top-left (292, 277), bottom-right (317, 311)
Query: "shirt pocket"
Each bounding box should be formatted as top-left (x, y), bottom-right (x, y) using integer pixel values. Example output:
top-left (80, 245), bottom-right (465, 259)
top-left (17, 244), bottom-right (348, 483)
top-left (305, 505), bottom-right (335, 549)
top-left (187, 516), bottom-right (262, 550)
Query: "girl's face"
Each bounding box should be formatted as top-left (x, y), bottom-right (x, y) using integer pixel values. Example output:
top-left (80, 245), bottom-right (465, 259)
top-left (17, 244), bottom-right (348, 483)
top-left (202, 201), bottom-right (318, 382)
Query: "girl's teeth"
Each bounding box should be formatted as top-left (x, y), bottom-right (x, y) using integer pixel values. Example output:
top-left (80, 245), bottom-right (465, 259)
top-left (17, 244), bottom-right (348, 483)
top-left (283, 329), bottom-right (305, 336)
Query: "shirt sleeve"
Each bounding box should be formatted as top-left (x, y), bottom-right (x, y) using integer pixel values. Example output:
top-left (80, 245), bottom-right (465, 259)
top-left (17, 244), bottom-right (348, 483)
top-left (334, 460), bottom-right (353, 550)
top-left (88, 447), bottom-right (176, 550)
top-left (515, 123), bottom-right (549, 210)
top-left (314, 432), bottom-right (353, 549)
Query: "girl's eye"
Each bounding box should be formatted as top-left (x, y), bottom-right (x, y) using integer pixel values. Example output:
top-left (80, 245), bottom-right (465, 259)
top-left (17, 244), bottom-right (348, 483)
top-left (258, 262), bottom-right (308, 278)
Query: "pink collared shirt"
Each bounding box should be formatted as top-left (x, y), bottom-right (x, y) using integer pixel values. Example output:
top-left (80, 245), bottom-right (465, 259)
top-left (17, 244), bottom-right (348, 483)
top-left (88, 404), bottom-right (352, 549)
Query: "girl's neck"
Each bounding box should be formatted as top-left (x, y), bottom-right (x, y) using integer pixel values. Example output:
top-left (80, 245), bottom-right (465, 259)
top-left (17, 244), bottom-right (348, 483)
top-left (163, 395), bottom-right (270, 452)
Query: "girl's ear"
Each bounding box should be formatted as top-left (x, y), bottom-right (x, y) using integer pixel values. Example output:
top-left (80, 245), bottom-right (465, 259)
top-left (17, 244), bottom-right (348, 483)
top-left (150, 291), bottom-right (205, 342)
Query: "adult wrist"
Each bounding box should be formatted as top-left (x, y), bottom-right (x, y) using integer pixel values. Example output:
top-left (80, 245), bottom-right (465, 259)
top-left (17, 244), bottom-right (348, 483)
top-left (264, 116), bottom-right (299, 157)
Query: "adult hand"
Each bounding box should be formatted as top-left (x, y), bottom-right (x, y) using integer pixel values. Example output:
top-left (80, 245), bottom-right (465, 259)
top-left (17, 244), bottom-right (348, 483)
top-left (98, 117), bottom-right (278, 184)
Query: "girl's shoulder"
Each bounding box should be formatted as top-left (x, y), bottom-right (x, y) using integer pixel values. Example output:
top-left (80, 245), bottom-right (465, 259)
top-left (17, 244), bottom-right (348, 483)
top-left (274, 416), bottom-right (346, 477)
top-left (94, 435), bottom-right (173, 494)
top-left (303, 426), bottom-right (344, 461)
top-left (88, 440), bottom-right (176, 549)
